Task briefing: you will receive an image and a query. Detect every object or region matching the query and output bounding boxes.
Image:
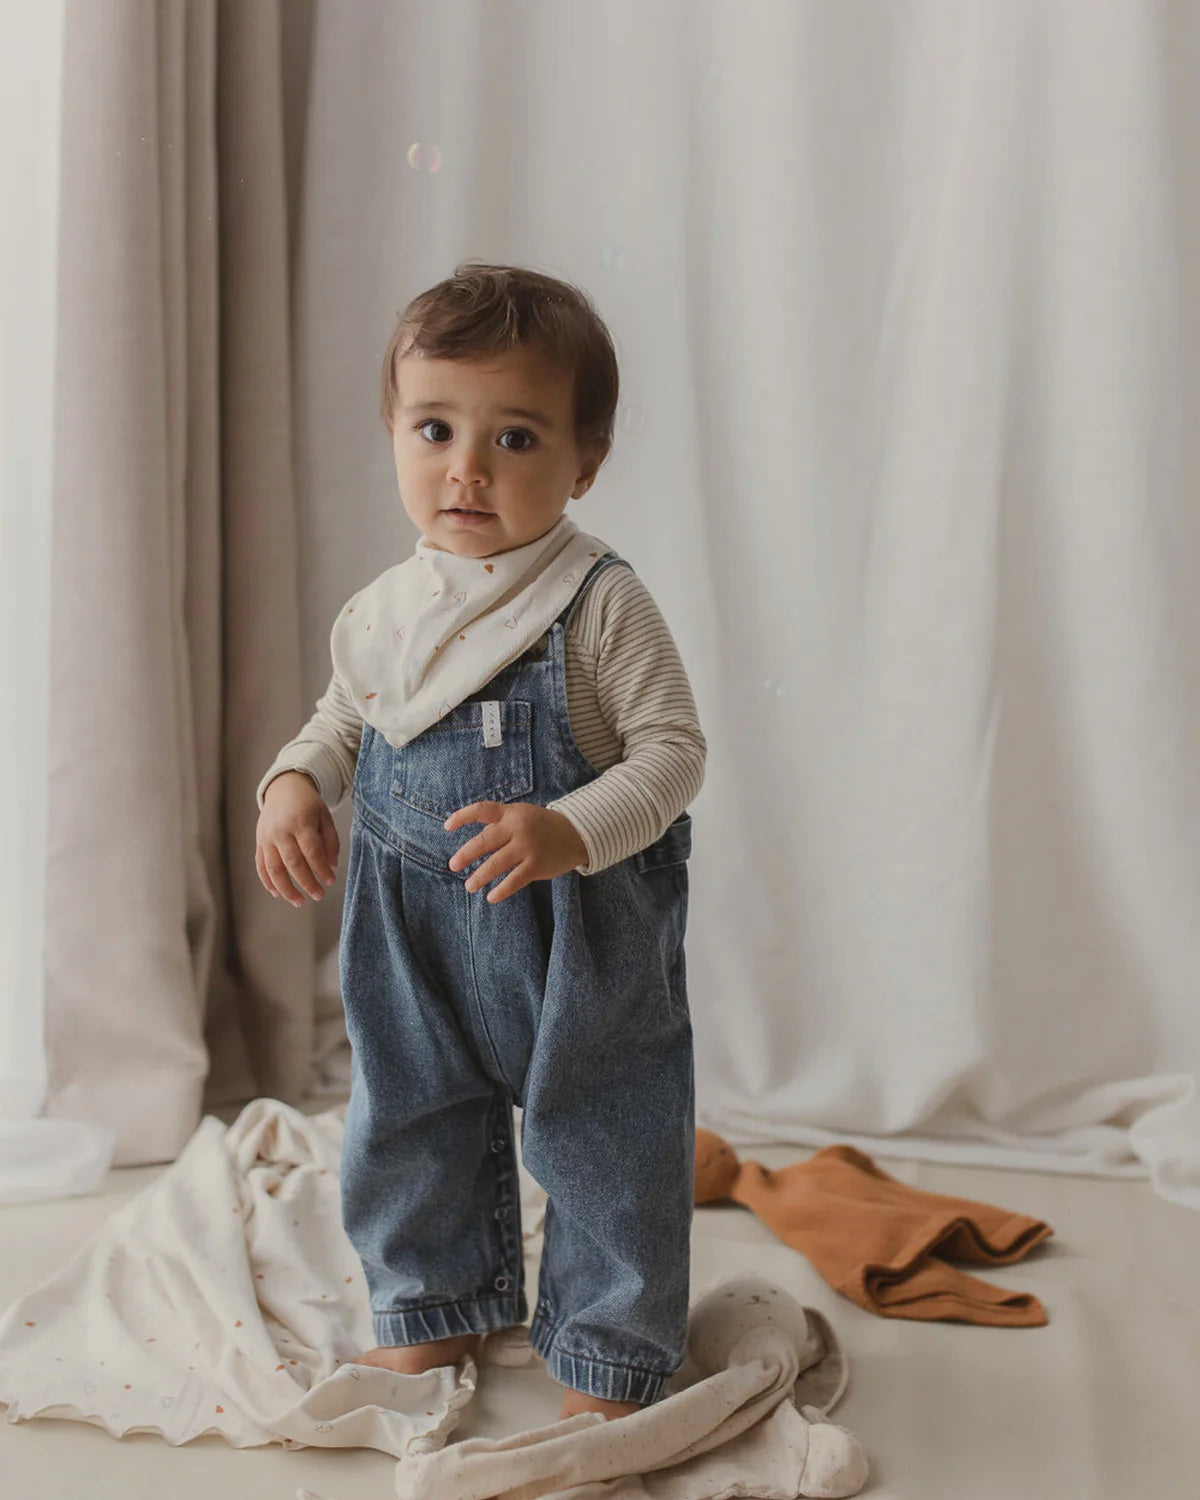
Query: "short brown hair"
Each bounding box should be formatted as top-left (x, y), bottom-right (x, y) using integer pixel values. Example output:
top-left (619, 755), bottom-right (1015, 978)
top-left (380, 262), bottom-right (619, 461)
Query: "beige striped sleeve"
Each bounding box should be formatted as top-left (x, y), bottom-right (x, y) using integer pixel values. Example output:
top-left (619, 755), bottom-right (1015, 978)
top-left (255, 668), bottom-right (364, 811)
top-left (547, 564), bottom-right (706, 874)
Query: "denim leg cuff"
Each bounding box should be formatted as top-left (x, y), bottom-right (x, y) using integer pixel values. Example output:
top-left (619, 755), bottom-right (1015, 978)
top-left (372, 1289), bottom-right (526, 1347)
top-left (530, 1316), bottom-right (669, 1405)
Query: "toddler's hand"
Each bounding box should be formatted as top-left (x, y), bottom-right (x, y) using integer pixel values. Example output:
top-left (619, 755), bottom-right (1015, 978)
top-left (256, 771), bottom-right (340, 907)
top-left (445, 802), bottom-right (589, 903)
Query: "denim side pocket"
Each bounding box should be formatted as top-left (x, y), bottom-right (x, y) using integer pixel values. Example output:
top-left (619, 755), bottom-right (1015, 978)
top-left (633, 810), bottom-right (692, 872)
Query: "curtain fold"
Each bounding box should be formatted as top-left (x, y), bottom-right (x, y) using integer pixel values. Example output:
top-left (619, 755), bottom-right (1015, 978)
top-left (0, 0), bottom-right (117, 1205)
top-left (36, 0), bottom-right (318, 1170)
top-left (5, 0), bottom-right (1198, 1204)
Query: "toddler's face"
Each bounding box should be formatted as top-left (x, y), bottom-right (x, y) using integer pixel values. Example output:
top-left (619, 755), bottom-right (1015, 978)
top-left (391, 345), bottom-right (603, 557)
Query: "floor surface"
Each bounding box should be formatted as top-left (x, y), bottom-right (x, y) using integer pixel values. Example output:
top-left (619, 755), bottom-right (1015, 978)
top-left (3, 1095), bottom-right (1198, 1499)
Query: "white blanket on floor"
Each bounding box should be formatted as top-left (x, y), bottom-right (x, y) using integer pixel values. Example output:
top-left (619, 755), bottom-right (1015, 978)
top-left (0, 1098), bottom-right (868, 1499)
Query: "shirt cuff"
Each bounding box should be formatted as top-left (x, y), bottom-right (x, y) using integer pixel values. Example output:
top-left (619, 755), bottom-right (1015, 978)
top-left (545, 795), bottom-right (610, 875)
top-left (256, 752), bottom-right (338, 810)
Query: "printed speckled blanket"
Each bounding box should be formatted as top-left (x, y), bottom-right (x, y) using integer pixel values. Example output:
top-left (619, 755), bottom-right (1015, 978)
top-left (0, 1098), bottom-right (868, 1499)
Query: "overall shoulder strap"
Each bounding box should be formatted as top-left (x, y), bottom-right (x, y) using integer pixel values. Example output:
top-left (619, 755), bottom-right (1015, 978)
top-left (558, 551), bottom-right (633, 634)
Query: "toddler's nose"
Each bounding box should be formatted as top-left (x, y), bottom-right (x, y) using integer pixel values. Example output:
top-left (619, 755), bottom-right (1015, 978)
top-left (447, 445), bottom-right (490, 487)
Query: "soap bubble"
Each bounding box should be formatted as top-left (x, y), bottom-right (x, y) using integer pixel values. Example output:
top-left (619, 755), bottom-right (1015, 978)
top-left (600, 244), bottom-right (628, 271)
top-left (619, 405), bottom-right (646, 434)
top-left (406, 142), bottom-right (442, 173)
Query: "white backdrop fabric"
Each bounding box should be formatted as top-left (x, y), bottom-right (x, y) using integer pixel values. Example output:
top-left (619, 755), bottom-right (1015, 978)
top-left (4, 0), bottom-right (1198, 1211)
top-left (0, 0), bottom-right (117, 1201)
top-left (287, 0), bottom-right (1200, 1207)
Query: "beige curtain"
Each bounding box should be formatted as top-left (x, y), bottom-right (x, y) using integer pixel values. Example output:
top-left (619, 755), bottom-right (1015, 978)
top-left (44, 0), bottom-right (316, 1164)
top-left (26, 0), bottom-right (1200, 1207)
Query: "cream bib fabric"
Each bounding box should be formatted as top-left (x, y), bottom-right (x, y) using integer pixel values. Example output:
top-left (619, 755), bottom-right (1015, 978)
top-left (329, 514), bottom-right (614, 749)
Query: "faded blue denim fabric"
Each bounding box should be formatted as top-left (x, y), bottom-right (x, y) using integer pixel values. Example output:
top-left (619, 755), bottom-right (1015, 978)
top-left (337, 552), bottom-right (696, 1405)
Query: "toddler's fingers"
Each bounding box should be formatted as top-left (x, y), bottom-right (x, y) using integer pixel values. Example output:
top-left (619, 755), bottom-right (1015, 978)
top-left (464, 846), bottom-right (519, 894)
top-left (296, 826), bottom-right (336, 889)
top-left (257, 844), bottom-right (298, 902)
top-left (449, 822), bottom-right (507, 873)
top-left (267, 836), bottom-right (320, 904)
top-left (255, 846), bottom-right (279, 898)
top-left (318, 806), bottom-right (340, 878)
top-left (485, 862), bottom-right (533, 905)
top-left (260, 845), bottom-right (295, 902)
top-left (444, 800), bottom-right (503, 832)
top-left (261, 844), bottom-right (302, 904)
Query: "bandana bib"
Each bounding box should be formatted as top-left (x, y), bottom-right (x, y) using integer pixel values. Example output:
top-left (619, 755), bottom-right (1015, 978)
top-left (330, 514), bottom-right (614, 749)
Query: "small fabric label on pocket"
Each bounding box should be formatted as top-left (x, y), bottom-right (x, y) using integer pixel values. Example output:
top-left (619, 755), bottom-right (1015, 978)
top-left (481, 700), bottom-right (503, 748)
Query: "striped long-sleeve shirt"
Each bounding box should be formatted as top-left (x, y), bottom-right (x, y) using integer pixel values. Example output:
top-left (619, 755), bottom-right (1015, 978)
top-left (256, 564), bottom-right (706, 874)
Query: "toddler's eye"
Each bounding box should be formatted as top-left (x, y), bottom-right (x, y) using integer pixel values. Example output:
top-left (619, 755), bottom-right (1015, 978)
top-left (498, 429), bottom-right (536, 453)
top-left (416, 419), bottom-right (452, 443)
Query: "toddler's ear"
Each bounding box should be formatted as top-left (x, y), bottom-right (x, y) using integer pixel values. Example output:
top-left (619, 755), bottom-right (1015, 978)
top-left (571, 442), bottom-right (609, 497)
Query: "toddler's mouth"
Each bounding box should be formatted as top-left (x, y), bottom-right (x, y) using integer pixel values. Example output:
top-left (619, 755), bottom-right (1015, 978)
top-left (443, 507), bottom-right (496, 525)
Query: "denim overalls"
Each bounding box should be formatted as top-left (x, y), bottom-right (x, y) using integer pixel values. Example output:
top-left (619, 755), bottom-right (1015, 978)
top-left (337, 552), bottom-right (695, 1405)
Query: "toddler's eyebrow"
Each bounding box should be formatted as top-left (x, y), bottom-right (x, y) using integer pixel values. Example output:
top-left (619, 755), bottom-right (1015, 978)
top-left (403, 400), bottom-right (556, 430)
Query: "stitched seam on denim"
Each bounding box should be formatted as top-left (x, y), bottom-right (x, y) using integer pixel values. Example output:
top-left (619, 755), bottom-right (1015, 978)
top-left (354, 800), bottom-right (464, 879)
top-left (668, 936), bottom-right (689, 1018)
top-left (549, 623), bottom-right (605, 782)
top-left (464, 880), bottom-right (509, 1088)
top-left (488, 1093), bottom-right (522, 1266)
top-left (530, 1315), bottom-right (670, 1377)
top-left (376, 1292), bottom-right (512, 1314)
top-left (614, 865), bottom-right (687, 969)
top-left (394, 779), bottom-right (529, 817)
top-left (633, 813), bottom-right (693, 873)
top-left (352, 799), bottom-right (393, 848)
top-left (417, 702), bottom-right (531, 735)
top-left (388, 702), bottom-right (534, 817)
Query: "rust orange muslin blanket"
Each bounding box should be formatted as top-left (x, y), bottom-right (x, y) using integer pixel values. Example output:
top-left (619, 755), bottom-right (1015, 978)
top-left (694, 1129), bottom-right (1054, 1327)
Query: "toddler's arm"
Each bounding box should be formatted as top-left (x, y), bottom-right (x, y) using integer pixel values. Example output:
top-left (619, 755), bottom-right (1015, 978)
top-left (546, 568), bottom-right (706, 874)
top-left (256, 668), bottom-right (364, 812)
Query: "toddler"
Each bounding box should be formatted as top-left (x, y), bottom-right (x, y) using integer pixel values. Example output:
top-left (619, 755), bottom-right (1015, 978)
top-left (254, 263), bottom-right (705, 1422)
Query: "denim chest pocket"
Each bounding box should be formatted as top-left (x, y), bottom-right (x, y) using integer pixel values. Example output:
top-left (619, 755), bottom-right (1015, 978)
top-left (389, 699), bottom-right (534, 821)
